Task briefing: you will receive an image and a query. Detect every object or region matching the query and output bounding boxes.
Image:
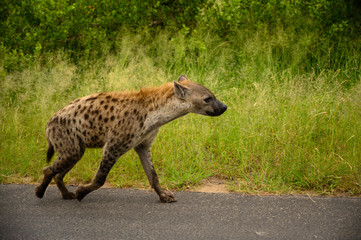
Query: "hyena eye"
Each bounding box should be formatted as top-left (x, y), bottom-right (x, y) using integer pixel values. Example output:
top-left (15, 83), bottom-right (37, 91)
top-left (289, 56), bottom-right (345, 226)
top-left (203, 97), bottom-right (213, 103)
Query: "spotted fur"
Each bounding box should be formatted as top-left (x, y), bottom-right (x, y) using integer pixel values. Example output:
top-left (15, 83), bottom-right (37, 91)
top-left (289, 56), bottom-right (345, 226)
top-left (35, 75), bottom-right (227, 202)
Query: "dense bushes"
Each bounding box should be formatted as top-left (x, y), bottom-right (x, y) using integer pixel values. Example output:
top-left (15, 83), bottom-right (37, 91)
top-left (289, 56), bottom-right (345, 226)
top-left (0, 0), bottom-right (206, 68)
top-left (1, 0), bottom-right (360, 73)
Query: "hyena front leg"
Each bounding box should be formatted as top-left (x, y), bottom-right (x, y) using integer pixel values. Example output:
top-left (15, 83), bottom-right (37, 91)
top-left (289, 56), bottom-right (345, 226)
top-left (75, 143), bottom-right (125, 201)
top-left (135, 144), bottom-right (176, 203)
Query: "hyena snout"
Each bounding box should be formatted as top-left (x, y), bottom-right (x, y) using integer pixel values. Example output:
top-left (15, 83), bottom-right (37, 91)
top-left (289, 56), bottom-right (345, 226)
top-left (206, 99), bottom-right (227, 116)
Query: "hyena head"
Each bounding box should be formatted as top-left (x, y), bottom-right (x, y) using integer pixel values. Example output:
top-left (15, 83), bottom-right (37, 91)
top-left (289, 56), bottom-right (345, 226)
top-left (174, 75), bottom-right (227, 116)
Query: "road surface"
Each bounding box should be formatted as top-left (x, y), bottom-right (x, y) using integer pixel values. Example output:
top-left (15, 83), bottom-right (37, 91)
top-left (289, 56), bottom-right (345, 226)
top-left (0, 184), bottom-right (360, 239)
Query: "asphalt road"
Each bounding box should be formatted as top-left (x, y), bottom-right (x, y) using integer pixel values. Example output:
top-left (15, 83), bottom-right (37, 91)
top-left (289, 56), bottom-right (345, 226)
top-left (0, 184), bottom-right (360, 240)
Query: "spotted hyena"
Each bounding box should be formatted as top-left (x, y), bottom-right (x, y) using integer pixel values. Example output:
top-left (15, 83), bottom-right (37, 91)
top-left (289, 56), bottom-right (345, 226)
top-left (35, 75), bottom-right (227, 202)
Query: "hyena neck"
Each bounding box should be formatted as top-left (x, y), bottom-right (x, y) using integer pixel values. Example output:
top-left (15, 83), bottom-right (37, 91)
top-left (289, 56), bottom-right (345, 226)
top-left (144, 86), bottom-right (191, 130)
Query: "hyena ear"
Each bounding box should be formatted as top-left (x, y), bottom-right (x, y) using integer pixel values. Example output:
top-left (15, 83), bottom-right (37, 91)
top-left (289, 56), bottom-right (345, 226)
top-left (174, 81), bottom-right (189, 99)
top-left (178, 75), bottom-right (189, 82)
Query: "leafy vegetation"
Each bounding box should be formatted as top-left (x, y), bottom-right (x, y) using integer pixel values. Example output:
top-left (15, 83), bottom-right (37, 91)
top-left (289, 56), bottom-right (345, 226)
top-left (1, 0), bottom-right (360, 195)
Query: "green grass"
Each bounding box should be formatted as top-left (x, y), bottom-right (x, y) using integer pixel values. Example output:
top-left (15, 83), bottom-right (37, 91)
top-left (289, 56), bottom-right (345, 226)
top-left (1, 32), bottom-right (360, 195)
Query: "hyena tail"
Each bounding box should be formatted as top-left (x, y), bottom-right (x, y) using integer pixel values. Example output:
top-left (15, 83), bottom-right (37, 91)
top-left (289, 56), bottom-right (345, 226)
top-left (46, 141), bottom-right (55, 163)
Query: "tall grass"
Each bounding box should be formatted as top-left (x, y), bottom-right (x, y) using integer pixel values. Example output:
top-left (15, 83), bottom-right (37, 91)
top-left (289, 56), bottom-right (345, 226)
top-left (1, 31), bottom-right (360, 195)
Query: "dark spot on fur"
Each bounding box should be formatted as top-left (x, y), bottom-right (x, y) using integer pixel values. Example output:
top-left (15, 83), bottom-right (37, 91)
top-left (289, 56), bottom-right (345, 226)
top-left (100, 100), bottom-right (104, 105)
top-left (67, 129), bottom-right (70, 135)
top-left (104, 105), bottom-right (108, 110)
top-left (111, 98), bottom-right (117, 102)
top-left (80, 106), bottom-right (87, 114)
top-left (73, 119), bottom-right (76, 124)
top-left (52, 116), bottom-right (58, 123)
top-left (140, 122), bottom-right (144, 128)
top-left (84, 114), bottom-right (89, 120)
top-left (92, 110), bottom-right (99, 115)
top-left (98, 115), bottom-right (102, 121)
top-left (124, 111), bottom-right (129, 117)
top-left (74, 111), bottom-right (78, 117)
top-left (86, 96), bottom-right (97, 102)
top-left (104, 117), bottom-right (108, 123)
top-left (110, 116), bottom-right (115, 121)
top-left (106, 96), bottom-right (111, 99)
top-left (99, 126), bottom-right (103, 131)
top-left (77, 105), bottom-right (81, 110)
top-left (110, 106), bottom-right (114, 112)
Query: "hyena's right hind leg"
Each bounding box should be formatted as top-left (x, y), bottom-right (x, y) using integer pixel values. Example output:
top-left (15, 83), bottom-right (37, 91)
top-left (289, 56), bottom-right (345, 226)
top-left (35, 165), bottom-right (55, 198)
top-left (35, 152), bottom-right (84, 199)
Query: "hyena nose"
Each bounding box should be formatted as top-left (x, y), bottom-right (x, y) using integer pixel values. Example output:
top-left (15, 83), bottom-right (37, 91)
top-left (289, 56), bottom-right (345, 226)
top-left (207, 102), bottom-right (227, 116)
top-left (218, 103), bottom-right (227, 115)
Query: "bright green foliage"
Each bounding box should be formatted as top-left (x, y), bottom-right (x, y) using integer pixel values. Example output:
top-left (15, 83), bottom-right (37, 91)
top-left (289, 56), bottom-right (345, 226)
top-left (1, 0), bottom-right (360, 72)
top-left (0, 0), bottom-right (206, 69)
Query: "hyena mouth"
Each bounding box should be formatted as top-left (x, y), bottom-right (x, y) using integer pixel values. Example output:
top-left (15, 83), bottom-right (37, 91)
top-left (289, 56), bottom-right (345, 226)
top-left (206, 105), bottom-right (227, 116)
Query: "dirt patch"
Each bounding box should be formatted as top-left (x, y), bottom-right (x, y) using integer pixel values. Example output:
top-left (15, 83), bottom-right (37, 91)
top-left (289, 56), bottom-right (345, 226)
top-left (192, 176), bottom-right (229, 193)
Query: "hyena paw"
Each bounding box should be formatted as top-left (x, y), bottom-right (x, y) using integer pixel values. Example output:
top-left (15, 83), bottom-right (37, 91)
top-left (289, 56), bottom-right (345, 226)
top-left (35, 186), bottom-right (45, 198)
top-left (160, 190), bottom-right (177, 203)
top-left (75, 186), bottom-right (89, 201)
top-left (61, 191), bottom-right (76, 200)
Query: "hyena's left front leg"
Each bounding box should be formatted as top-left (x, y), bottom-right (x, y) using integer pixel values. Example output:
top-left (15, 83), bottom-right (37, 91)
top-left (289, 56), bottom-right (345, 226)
top-left (135, 144), bottom-right (176, 203)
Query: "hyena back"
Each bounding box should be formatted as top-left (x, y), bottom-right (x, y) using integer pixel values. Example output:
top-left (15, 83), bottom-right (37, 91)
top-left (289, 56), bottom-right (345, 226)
top-left (35, 75), bottom-right (227, 202)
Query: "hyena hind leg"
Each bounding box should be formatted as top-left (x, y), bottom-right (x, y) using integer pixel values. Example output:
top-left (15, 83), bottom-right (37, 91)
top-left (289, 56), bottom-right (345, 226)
top-left (54, 170), bottom-right (76, 199)
top-left (35, 166), bottom-right (55, 198)
top-left (53, 153), bottom-right (84, 199)
top-left (76, 146), bottom-right (124, 201)
top-left (35, 155), bottom-right (82, 199)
